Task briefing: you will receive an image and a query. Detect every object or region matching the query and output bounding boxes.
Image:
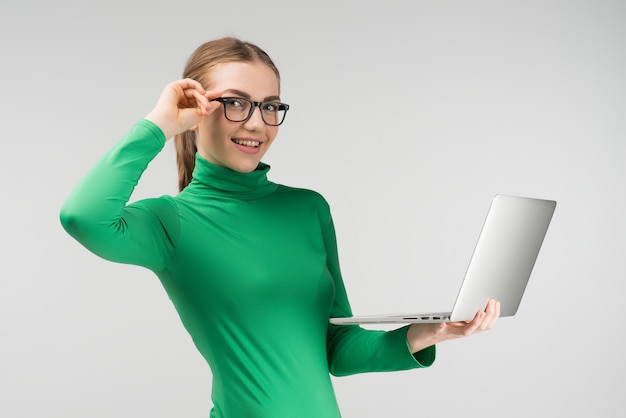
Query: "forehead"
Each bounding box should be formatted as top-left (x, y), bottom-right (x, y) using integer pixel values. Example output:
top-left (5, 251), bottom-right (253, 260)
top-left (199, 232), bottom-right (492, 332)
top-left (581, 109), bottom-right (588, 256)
top-left (206, 61), bottom-right (280, 98)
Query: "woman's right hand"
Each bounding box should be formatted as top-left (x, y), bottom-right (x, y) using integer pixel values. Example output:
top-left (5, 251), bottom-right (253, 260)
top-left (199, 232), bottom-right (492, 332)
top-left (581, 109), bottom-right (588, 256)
top-left (145, 79), bottom-right (220, 140)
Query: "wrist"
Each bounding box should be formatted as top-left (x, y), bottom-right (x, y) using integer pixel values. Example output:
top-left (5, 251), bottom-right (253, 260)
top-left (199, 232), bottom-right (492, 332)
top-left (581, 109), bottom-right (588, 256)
top-left (145, 111), bottom-right (177, 141)
top-left (406, 323), bottom-right (440, 353)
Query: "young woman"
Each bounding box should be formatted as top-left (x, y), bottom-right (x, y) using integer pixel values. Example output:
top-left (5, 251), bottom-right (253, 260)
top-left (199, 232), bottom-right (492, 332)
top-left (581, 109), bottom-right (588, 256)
top-left (60, 37), bottom-right (499, 417)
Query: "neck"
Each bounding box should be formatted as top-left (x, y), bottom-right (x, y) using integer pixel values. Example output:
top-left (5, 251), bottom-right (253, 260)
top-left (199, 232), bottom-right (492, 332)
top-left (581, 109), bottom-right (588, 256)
top-left (183, 153), bottom-right (277, 200)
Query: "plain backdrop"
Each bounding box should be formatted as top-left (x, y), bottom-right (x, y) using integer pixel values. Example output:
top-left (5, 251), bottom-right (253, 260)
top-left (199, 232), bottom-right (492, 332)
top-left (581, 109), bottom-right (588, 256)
top-left (1, 1), bottom-right (625, 417)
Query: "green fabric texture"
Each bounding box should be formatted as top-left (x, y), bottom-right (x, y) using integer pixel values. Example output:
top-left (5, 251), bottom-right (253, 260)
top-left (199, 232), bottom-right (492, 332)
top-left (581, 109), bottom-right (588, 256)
top-left (60, 119), bottom-right (436, 417)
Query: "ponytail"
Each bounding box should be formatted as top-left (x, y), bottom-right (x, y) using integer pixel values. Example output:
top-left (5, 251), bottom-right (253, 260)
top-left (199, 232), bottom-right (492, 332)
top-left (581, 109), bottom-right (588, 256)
top-left (174, 130), bottom-right (197, 192)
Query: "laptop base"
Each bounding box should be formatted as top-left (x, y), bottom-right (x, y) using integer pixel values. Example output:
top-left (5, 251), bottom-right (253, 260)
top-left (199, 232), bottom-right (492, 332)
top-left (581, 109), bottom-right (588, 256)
top-left (330, 312), bottom-right (452, 325)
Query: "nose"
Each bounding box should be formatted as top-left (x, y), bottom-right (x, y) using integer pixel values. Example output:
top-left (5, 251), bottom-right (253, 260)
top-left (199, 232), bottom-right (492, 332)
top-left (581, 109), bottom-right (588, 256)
top-left (243, 104), bottom-right (265, 130)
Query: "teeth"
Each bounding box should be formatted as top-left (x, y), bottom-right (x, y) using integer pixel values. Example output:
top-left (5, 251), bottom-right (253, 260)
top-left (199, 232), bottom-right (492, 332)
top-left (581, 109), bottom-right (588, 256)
top-left (233, 138), bottom-right (260, 147)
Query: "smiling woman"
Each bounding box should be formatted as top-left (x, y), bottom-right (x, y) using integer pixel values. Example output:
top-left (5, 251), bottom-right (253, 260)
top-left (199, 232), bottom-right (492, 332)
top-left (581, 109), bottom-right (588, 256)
top-left (183, 60), bottom-right (282, 174)
top-left (58, 36), bottom-right (498, 417)
top-left (172, 38), bottom-right (284, 191)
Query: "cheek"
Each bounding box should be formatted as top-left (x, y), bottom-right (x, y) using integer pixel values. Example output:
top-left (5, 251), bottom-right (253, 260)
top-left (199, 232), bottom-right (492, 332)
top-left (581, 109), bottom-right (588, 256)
top-left (266, 126), bottom-right (279, 142)
top-left (206, 118), bottom-right (232, 142)
top-left (195, 122), bottom-right (230, 155)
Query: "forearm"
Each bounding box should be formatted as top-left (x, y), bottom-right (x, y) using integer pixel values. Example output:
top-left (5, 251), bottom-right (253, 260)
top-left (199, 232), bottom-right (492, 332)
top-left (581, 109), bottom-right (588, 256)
top-left (406, 323), bottom-right (446, 353)
top-left (327, 325), bottom-right (435, 376)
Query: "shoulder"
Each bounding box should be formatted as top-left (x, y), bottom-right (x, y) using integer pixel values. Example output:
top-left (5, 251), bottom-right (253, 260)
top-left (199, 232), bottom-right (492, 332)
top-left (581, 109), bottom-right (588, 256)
top-left (275, 184), bottom-right (329, 205)
top-left (275, 185), bottom-right (332, 220)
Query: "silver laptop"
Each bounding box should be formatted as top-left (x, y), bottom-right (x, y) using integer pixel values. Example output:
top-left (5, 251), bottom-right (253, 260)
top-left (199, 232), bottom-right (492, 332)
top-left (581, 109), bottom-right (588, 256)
top-left (330, 194), bottom-right (556, 325)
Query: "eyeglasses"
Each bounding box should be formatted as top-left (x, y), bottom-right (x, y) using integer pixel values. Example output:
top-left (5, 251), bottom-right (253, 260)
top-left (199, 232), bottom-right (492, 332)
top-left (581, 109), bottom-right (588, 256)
top-left (211, 97), bottom-right (290, 126)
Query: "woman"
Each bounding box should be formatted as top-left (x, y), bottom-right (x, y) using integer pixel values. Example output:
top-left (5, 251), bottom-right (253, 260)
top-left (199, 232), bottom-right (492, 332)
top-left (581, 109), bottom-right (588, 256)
top-left (60, 37), bottom-right (499, 417)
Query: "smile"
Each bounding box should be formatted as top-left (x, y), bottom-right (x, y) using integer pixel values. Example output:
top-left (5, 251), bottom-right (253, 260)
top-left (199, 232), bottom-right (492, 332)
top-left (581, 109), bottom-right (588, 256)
top-left (232, 138), bottom-right (260, 148)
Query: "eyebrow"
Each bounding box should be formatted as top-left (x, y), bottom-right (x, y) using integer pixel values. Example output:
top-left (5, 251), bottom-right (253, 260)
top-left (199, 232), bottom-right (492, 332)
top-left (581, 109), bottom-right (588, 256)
top-left (222, 88), bottom-right (281, 102)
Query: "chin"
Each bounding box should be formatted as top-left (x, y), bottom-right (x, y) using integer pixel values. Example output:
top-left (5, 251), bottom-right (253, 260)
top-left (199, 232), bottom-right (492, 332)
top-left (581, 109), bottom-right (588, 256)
top-left (229, 159), bottom-right (262, 173)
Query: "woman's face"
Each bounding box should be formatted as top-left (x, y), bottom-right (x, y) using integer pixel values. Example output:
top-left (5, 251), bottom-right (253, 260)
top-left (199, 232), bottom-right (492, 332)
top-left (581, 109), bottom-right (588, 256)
top-left (195, 61), bottom-right (281, 173)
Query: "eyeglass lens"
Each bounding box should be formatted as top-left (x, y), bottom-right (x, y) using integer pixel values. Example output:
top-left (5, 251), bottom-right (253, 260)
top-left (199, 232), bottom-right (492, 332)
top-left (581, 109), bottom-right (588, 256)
top-left (220, 98), bottom-right (287, 126)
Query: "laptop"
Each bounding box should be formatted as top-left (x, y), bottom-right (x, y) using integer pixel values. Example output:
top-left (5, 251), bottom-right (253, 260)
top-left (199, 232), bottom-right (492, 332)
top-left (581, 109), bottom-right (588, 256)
top-left (329, 194), bottom-right (556, 325)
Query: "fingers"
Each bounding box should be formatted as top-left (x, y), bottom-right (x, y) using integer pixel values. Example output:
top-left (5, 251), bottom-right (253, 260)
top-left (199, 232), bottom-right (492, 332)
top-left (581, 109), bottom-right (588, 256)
top-left (468, 299), bottom-right (499, 331)
top-left (146, 79), bottom-right (223, 140)
top-left (167, 79), bottom-right (215, 107)
top-left (171, 79), bottom-right (222, 120)
top-left (201, 89), bottom-right (223, 114)
top-left (176, 81), bottom-right (207, 107)
top-left (459, 310), bottom-right (485, 335)
top-left (472, 299), bottom-right (500, 332)
top-left (182, 88), bottom-right (210, 115)
top-left (409, 300), bottom-right (500, 347)
top-left (444, 299), bottom-right (500, 337)
top-left (174, 78), bottom-right (207, 100)
top-left (483, 299), bottom-right (500, 329)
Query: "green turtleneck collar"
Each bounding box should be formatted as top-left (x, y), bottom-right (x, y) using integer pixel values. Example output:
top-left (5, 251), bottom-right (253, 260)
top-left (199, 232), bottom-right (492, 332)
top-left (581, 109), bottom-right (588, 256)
top-left (183, 153), bottom-right (278, 200)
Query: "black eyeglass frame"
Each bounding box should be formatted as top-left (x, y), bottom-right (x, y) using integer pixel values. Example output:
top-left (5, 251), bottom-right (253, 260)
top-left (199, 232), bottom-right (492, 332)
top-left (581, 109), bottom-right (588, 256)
top-left (210, 97), bottom-right (290, 126)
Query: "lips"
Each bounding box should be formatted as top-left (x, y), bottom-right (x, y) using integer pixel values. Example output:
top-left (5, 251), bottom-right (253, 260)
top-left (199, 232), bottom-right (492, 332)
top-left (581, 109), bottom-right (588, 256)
top-left (231, 138), bottom-right (261, 148)
top-left (231, 137), bottom-right (264, 155)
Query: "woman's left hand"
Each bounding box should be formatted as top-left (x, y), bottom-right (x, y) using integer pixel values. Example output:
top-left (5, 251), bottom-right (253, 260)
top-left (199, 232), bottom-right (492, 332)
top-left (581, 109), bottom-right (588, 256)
top-left (406, 299), bottom-right (501, 353)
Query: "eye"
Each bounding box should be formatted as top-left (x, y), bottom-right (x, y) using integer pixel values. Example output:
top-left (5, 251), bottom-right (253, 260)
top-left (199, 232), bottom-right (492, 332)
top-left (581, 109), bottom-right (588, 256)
top-left (225, 98), bottom-right (245, 108)
top-left (261, 102), bottom-right (280, 113)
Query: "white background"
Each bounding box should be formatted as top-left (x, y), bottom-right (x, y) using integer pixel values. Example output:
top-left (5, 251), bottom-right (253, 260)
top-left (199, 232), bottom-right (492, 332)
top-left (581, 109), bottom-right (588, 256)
top-left (1, 1), bottom-right (625, 417)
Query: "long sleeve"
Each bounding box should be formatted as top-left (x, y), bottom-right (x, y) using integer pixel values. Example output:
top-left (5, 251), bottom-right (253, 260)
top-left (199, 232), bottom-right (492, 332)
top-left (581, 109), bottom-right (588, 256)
top-left (324, 214), bottom-right (436, 376)
top-left (59, 120), bottom-right (179, 271)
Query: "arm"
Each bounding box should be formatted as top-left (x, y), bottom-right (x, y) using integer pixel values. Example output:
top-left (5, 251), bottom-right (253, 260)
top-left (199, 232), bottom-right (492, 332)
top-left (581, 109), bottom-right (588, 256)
top-left (60, 79), bottom-right (220, 270)
top-left (323, 207), bottom-right (500, 376)
top-left (323, 214), bottom-right (436, 376)
top-left (59, 120), bottom-right (177, 270)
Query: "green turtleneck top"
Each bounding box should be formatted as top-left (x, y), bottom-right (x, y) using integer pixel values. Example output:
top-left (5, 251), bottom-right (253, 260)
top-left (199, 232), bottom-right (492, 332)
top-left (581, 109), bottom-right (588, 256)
top-left (60, 119), bottom-right (436, 417)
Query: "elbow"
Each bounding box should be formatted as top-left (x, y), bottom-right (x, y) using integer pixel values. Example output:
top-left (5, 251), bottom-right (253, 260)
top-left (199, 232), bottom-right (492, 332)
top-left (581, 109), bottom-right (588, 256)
top-left (59, 204), bottom-right (109, 257)
top-left (59, 204), bottom-right (79, 236)
top-left (59, 202), bottom-right (94, 240)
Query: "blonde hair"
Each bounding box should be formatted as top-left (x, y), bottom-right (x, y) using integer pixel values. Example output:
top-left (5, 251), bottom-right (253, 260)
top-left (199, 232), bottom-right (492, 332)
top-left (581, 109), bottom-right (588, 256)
top-left (174, 37), bottom-right (281, 191)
